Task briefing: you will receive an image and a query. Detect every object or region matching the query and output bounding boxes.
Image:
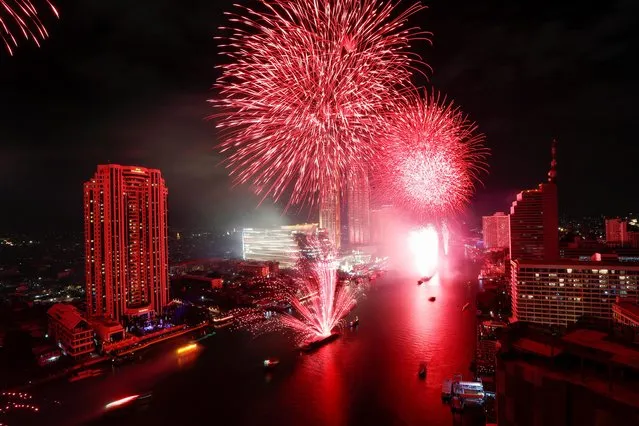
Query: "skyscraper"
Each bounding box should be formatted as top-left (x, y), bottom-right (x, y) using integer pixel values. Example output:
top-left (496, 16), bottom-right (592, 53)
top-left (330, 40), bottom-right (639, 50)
top-left (509, 140), bottom-right (559, 261)
top-left (482, 212), bottom-right (510, 249)
top-left (347, 170), bottom-right (370, 245)
top-left (319, 187), bottom-right (341, 250)
top-left (605, 218), bottom-right (628, 246)
top-left (84, 165), bottom-right (169, 323)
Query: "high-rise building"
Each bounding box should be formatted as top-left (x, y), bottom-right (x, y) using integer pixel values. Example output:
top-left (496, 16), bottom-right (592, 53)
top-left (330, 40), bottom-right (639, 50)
top-left (319, 188), bottom-right (341, 250)
top-left (347, 170), bottom-right (370, 246)
top-left (84, 165), bottom-right (169, 323)
top-left (482, 212), bottom-right (510, 249)
top-left (511, 257), bottom-right (639, 326)
top-left (605, 218), bottom-right (629, 246)
top-left (509, 140), bottom-right (559, 261)
top-left (242, 224), bottom-right (318, 268)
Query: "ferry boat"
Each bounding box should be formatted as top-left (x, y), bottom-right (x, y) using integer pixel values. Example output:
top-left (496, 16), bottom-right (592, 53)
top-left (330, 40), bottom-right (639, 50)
top-left (69, 368), bottom-right (104, 382)
top-left (263, 358), bottom-right (280, 368)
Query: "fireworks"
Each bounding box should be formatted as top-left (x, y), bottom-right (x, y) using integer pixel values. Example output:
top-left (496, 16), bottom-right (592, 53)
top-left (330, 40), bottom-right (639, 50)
top-left (232, 238), bottom-right (356, 344)
top-left (212, 0), bottom-right (427, 206)
top-left (0, 1), bottom-right (58, 55)
top-left (373, 91), bottom-right (488, 218)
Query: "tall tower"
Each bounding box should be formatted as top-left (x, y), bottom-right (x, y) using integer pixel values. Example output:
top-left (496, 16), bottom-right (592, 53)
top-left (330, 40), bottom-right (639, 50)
top-left (319, 187), bottom-right (341, 250)
top-left (84, 165), bottom-right (169, 322)
top-left (508, 140), bottom-right (559, 261)
top-left (347, 170), bottom-right (370, 245)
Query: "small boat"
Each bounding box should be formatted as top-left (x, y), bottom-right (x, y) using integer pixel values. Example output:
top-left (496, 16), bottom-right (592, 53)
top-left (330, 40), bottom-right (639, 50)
top-left (418, 363), bottom-right (427, 379)
top-left (462, 303), bottom-right (470, 312)
top-left (69, 368), bottom-right (104, 382)
top-left (263, 358), bottom-right (280, 368)
top-left (299, 333), bottom-right (340, 353)
top-left (428, 297), bottom-right (436, 302)
top-left (349, 316), bottom-right (359, 327)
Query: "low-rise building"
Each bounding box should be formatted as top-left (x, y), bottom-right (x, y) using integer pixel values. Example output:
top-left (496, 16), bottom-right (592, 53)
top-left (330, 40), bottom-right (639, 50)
top-left (47, 304), bottom-right (94, 358)
top-left (612, 300), bottom-right (639, 327)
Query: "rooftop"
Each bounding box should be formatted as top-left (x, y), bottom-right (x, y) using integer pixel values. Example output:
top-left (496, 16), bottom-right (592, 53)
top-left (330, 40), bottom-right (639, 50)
top-left (47, 303), bottom-right (89, 331)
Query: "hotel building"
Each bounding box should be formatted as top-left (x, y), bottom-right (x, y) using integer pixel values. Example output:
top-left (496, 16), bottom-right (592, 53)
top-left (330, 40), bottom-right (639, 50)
top-left (347, 170), bottom-right (371, 246)
top-left (511, 257), bottom-right (639, 326)
top-left (319, 188), bottom-right (341, 250)
top-left (84, 165), bottom-right (169, 323)
top-left (482, 212), bottom-right (510, 249)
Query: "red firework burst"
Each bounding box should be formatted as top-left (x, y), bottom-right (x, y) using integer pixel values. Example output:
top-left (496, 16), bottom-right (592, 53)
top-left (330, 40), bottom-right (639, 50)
top-left (373, 91), bottom-right (488, 217)
top-left (212, 0), bottom-right (427, 206)
top-left (0, 0), bottom-right (58, 55)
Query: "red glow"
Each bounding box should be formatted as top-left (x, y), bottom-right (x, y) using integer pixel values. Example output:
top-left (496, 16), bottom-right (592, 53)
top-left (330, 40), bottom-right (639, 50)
top-left (0, 1), bottom-right (58, 55)
top-left (373, 91), bottom-right (488, 218)
top-left (212, 0), bottom-right (427, 207)
top-left (104, 395), bottom-right (139, 410)
top-left (409, 226), bottom-right (439, 278)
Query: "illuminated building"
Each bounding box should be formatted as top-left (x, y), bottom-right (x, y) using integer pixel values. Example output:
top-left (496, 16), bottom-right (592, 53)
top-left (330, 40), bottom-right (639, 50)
top-left (242, 224), bottom-right (318, 268)
top-left (319, 187), bottom-right (341, 250)
top-left (347, 170), bottom-right (370, 245)
top-left (509, 140), bottom-right (559, 261)
top-left (511, 257), bottom-right (639, 326)
top-left (47, 304), bottom-right (95, 358)
top-left (605, 218), bottom-right (629, 246)
top-left (482, 212), bottom-right (510, 249)
top-left (84, 165), bottom-right (169, 323)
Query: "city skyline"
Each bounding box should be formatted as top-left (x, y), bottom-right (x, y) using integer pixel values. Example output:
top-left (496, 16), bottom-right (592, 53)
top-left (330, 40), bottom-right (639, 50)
top-left (1, 0), bottom-right (638, 233)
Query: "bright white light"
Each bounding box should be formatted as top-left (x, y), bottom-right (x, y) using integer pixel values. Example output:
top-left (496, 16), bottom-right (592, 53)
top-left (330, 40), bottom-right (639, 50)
top-left (408, 226), bottom-right (439, 278)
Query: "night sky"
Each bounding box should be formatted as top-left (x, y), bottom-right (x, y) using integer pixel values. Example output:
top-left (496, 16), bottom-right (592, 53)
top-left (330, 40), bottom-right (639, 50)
top-left (0, 0), bottom-right (637, 234)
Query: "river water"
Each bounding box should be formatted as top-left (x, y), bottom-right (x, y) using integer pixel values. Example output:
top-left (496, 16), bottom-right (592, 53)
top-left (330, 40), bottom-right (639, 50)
top-left (21, 254), bottom-right (481, 426)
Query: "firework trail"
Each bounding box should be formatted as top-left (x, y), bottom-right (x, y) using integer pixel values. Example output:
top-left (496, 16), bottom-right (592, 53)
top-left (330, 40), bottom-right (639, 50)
top-left (212, 0), bottom-right (427, 207)
top-left (231, 237), bottom-right (356, 344)
top-left (0, 0), bottom-right (58, 55)
top-left (372, 90), bottom-right (488, 219)
top-left (440, 219), bottom-right (449, 255)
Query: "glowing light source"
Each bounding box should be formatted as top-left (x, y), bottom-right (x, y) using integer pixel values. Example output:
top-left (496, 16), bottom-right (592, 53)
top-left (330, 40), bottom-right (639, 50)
top-left (176, 343), bottom-right (198, 355)
top-left (105, 395), bottom-right (139, 410)
top-left (408, 226), bottom-right (439, 278)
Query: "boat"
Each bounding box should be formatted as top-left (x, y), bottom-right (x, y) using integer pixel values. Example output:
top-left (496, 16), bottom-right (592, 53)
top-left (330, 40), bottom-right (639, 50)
top-left (462, 303), bottom-right (470, 312)
top-left (349, 316), bottom-right (359, 327)
top-left (418, 363), bottom-right (427, 379)
top-left (68, 368), bottom-right (104, 382)
top-left (428, 297), bottom-right (436, 302)
top-left (299, 333), bottom-right (340, 353)
top-left (263, 358), bottom-right (280, 368)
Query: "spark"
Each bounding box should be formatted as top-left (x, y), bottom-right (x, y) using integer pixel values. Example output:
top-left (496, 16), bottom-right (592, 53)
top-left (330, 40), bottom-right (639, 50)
top-left (0, 0), bottom-right (58, 55)
top-left (373, 90), bottom-right (488, 219)
top-left (231, 238), bottom-right (356, 344)
top-left (212, 0), bottom-right (428, 207)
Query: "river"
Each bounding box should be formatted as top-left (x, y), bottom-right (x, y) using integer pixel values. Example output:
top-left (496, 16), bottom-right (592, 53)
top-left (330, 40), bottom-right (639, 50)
top-left (18, 254), bottom-right (482, 426)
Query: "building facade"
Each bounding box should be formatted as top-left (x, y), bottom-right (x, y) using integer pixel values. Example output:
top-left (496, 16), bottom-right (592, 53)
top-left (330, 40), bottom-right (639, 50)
top-left (509, 182), bottom-right (559, 261)
top-left (511, 258), bottom-right (639, 326)
top-left (319, 187), bottom-right (341, 250)
top-left (84, 165), bottom-right (169, 322)
top-left (242, 224), bottom-right (318, 268)
top-left (347, 170), bottom-right (371, 246)
top-left (47, 304), bottom-right (95, 358)
top-left (605, 218), bottom-right (629, 246)
top-left (482, 212), bottom-right (510, 249)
